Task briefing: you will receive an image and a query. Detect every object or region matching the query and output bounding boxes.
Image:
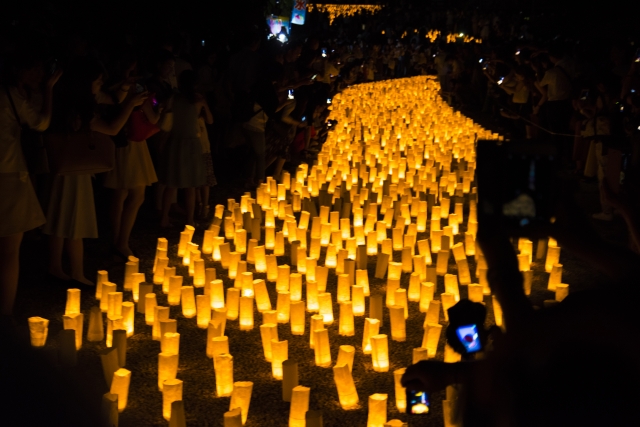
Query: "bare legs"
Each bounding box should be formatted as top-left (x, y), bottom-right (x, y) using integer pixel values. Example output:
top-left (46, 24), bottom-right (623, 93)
top-left (0, 232), bottom-right (23, 316)
top-left (161, 187), bottom-right (177, 228)
top-left (198, 185), bottom-right (210, 218)
top-left (184, 188), bottom-right (196, 226)
top-left (110, 186), bottom-right (145, 256)
top-left (48, 236), bottom-right (69, 280)
top-left (161, 187), bottom-right (197, 227)
top-left (48, 236), bottom-right (93, 286)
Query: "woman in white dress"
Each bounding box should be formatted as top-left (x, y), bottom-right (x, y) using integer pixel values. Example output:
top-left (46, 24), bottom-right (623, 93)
top-left (0, 54), bottom-right (61, 316)
top-left (44, 58), bottom-right (146, 286)
top-left (103, 59), bottom-right (160, 259)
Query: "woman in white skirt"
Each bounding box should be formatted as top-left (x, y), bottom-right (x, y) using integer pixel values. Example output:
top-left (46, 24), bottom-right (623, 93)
top-left (104, 60), bottom-right (161, 259)
top-left (0, 54), bottom-right (60, 316)
top-left (44, 58), bottom-right (146, 286)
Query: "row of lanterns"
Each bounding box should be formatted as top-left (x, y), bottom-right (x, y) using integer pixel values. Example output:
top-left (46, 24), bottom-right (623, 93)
top-left (27, 76), bottom-right (566, 426)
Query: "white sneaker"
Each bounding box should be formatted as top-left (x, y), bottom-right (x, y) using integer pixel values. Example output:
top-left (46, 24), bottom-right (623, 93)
top-left (592, 212), bottom-right (613, 221)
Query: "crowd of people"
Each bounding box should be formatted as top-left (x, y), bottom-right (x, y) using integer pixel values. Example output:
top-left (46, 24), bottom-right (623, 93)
top-left (1, 1), bottom-right (640, 425)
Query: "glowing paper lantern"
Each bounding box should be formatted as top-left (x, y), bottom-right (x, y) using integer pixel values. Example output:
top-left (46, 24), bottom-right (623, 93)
top-left (161, 332), bottom-right (180, 356)
top-left (468, 284), bottom-right (484, 303)
top-left (336, 345), bottom-right (355, 373)
top-left (286, 301), bottom-right (305, 336)
top-left (124, 261), bottom-right (137, 291)
top-left (394, 288), bottom-right (408, 318)
top-left (152, 306), bottom-right (169, 341)
top-left (96, 270), bottom-right (108, 300)
top-left (230, 381), bottom-right (253, 425)
top-left (444, 274), bottom-right (460, 302)
top-left (419, 282), bottom-right (434, 313)
top-left (181, 286), bottom-right (196, 318)
top-left (162, 267), bottom-right (176, 294)
top-left (100, 282), bottom-right (116, 312)
top-left (106, 316), bottom-right (123, 347)
top-left (436, 250), bottom-right (450, 276)
top-left (121, 302), bottom-right (134, 337)
top-left (224, 408), bottom-right (243, 427)
top-left (271, 339), bottom-right (288, 380)
top-left (556, 283), bottom-right (569, 302)
top-left (239, 296), bottom-right (254, 330)
top-left (441, 293), bottom-right (456, 321)
top-left (193, 259), bottom-right (205, 287)
top-left (215, 354), bottom-right (234, 397)
top-left (289, 273), bottom-right (302, 302)
top-left (337, 274), bottom-right (351, 303)
top-left (422, 323), bottom-right (442, 358)
top-left (162, 379), bottom-right (183, 421)
top-left (318, 293), bottom-right (334, 325)
top-left (63, 313), bottom-right (83, 350)
top-left (266, 255), bottom-right (278, 282)
top-left (65, 288), bottom-right (81, 315)
top-left (352, 285), bottom-right (365, 316)
top-left (195, 295), bottom-right (211, 329)
top-left (356, 270), bottom-right (370, 296)
top-left (254, 279), bottom-right (272, 312)
top-left (389, 306), bottom-right (406, 342)
top-left (87, 307), bottom-right (104, 342)
top-left (339, 302), bottom-right (355, 336)
top-left (277, 265), bottom-right (291, 292)
top-left (277, 291), bottom-right (291, 323)
top-left (548, 263), bottom-right (563, 291)
top-left (367, 394), bottom-right (388, 427)
top-left (316, 266), bottom-right (329, 293)
top-left (313, 328), bottom-right (332, 367)
top-left (492, 295), bottom-right (503, 327)
top-left (226, 288), bottom-right (240, 320)
top-left (393, 368), bottom-right (407, 413)
top-left (333, 363), bottom-right (359, 409)
top-left (240, 272), bottom-right (254, 297)
top-left (545, 245), bottom-right (561, 273)
top-left (413, 347), bottom-right (428, 364)
top-left (289, 385), bottom-right (310, 427)
top-left (110, 368), bottom-right (131, 413)
top-left (371, 334), bottom-right (389, 372)
top-left (145, 294), bottom-right (157, 325)
top-left (385, 279), bottom-right (400, 307)
top-left (168, 276), bottom-right (183, 306)
top-left (107, 291), bottom-right (123, 319)
top-left (260, 323), bottom-right (278, 361)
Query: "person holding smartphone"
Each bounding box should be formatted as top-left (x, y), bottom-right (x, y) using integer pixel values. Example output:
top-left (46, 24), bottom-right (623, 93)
top-left (403, 205), bottom-right (640, 427)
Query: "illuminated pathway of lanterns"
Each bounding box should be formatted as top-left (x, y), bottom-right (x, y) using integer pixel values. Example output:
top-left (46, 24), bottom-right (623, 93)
top-left (28, 76), bottom-right (568, 426)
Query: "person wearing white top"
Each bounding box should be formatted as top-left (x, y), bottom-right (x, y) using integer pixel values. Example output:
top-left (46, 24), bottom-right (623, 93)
top-left (0, 56), bottom-right (61, 316)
